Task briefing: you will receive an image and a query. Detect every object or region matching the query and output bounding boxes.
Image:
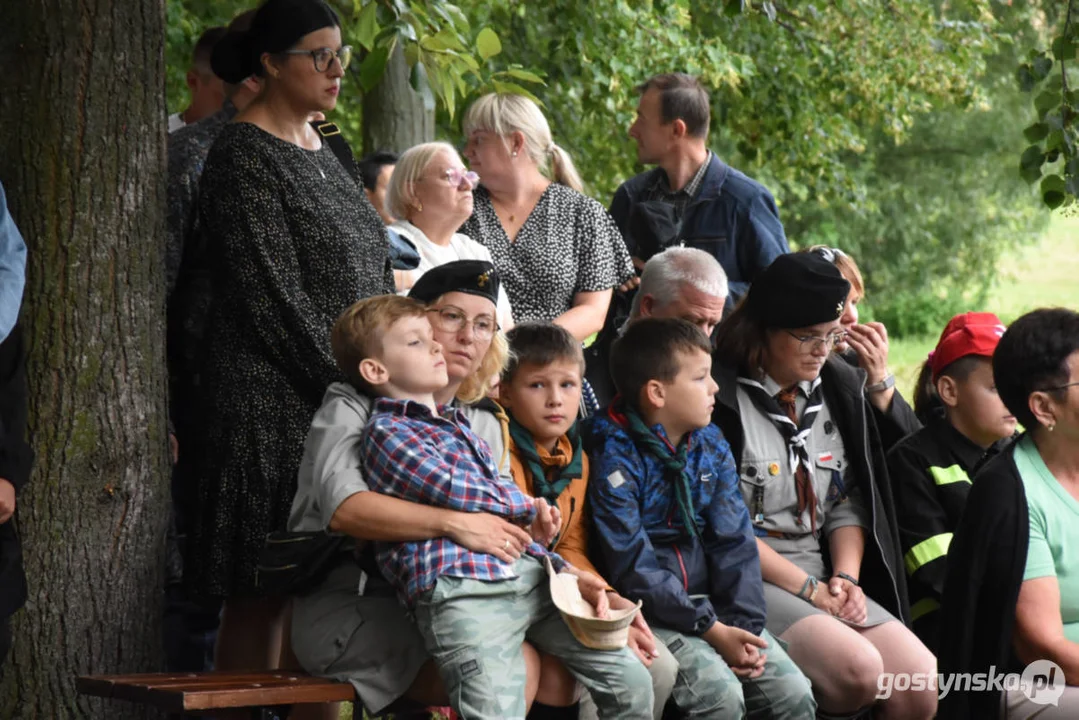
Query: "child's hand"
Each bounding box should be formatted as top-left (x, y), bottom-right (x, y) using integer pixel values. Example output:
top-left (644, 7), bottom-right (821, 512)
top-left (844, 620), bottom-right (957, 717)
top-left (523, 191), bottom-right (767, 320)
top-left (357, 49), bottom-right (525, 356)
top-left (704, 623), bottom-right (768, 678)
top-left (610, 593), bottom-right (658, 665)
top-left (529, 497), bottom-right (562, 547)
top-left (565, 568), bottom-right (610, 619)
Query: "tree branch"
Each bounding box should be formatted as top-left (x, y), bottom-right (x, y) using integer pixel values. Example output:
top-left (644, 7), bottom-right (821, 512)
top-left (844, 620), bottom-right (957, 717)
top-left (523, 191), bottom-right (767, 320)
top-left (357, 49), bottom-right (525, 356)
top-left (1063, 0), bottom-right (1073, 99)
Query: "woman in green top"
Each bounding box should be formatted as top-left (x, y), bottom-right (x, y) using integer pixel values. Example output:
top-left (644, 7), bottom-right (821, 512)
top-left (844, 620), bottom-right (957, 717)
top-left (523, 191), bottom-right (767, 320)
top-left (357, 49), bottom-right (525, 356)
top-left (1000, 308), bottom-right (1079, 718)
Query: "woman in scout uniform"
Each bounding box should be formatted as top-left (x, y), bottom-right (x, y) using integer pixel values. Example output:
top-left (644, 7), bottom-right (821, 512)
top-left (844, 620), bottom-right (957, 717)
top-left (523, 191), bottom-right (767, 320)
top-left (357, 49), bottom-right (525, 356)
top-left (711, 253), bottom-right (936, 720)
top-left (888, 312), bottom-right (1016, 653)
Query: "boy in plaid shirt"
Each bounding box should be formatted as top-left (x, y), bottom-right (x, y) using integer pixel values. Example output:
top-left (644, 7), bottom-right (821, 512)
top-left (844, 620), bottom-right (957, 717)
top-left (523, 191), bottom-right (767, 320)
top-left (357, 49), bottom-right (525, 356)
top-left (334, 294), bottom-right (653, 720)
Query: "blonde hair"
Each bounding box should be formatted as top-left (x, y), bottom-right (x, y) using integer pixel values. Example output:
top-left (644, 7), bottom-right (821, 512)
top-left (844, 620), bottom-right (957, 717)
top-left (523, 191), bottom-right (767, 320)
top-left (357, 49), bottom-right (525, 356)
top-left (331, 294), bottom-right (427, 394)
top-left (462, 93), bottom-right (583, 193)
top-left (455, 330), bottom-right (510, 404)
top-left (385, 141), bottom-right (462, 220)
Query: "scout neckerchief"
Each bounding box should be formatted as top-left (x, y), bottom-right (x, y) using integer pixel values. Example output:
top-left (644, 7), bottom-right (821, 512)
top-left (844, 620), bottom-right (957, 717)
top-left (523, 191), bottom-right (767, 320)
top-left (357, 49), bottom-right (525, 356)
top-left (609, 401), bottom-right (701, 540)
top-left (507, 414), bottom-right (583, 504)
top-left (737, 376), bottom-right (824, 533)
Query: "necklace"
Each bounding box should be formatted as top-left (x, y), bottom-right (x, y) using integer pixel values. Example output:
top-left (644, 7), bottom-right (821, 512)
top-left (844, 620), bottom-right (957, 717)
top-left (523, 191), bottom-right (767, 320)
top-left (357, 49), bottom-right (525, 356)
top-left (300, 147), bottom-right (326, 180)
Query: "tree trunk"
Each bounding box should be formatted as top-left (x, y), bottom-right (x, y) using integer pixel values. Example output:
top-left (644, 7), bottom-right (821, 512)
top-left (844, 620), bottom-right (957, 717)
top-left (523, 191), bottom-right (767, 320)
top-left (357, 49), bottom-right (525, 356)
top-left (0, 0), bottom-right (170, 717)
top-left (362, 41), bottom-right (435, 154)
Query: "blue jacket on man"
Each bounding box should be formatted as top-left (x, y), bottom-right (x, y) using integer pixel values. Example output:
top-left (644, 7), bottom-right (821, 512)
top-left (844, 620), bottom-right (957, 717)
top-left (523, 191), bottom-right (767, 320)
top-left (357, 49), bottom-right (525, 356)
top-left (584, 408), bottom-right (766, 637)
top-left (609, 155), bottom-right (789, 308)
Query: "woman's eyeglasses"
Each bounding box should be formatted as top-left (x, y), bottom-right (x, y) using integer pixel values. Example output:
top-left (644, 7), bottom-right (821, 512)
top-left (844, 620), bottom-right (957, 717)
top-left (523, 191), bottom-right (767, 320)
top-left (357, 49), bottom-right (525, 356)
top-left (281, 45), bottom-right (352, 73)
top-left (426, 306), bottom-right (498, 340)
top-left (444, 168), bottom-right (479, 189)
top-left (786, 330), bottom-right (848, 354)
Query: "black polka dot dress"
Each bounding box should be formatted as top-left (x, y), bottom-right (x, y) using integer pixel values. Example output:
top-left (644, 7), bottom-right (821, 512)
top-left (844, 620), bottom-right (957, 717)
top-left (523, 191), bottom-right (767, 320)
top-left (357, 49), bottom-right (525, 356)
top-left (460, 184), bottom-right (633, 323)
top-left (187, 122), bottom-right (393, 598)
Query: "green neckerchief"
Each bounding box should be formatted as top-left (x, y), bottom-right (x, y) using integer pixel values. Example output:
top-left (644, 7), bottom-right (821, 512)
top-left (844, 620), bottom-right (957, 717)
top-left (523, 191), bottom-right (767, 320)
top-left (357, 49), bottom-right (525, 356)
top-left (507, 414), bottom-right (583, 504)
top-left (615, 402), bottom-right (701, 540)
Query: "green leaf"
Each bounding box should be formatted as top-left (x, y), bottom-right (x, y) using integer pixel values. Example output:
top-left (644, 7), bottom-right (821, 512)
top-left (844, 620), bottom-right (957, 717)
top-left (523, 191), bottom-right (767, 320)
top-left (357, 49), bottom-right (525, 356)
top-left (1052, 35), bottom-right (1078, 62)
top-left (1046, 130), bottom-right (1065, 153)
top-left (1023, 122), bottom-right (1049, 143)
top-left (358, 45), bottom-right (389, 91)
top-left (1043, 190), bottom-right (1066, 209)
top-left (490, 79), bottom-right (542, 105)
top-left (1016, 64), bottom-right (1036, 93)
top-left (355, 1), bottom-right (379, 51)
top-left (502, 68), bottom-right (546, 85)
top-left (476, 27), bottom-right (502, 61)
top-left (1020, 144), bottom-right (1045, 170)
top-left (1035, 90), bottom-right (1061, 117)
top-left (1031, 54), bottom-right (1054, 81)
top-left (1020, 165), bottom-right (1043, 185)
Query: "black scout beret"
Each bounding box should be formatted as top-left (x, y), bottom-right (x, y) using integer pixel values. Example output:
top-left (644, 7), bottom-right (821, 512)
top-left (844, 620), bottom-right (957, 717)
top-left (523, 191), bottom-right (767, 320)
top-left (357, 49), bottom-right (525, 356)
top-left (408, 260), bottom-right (501, 307)
top-left (746, 252), bottom-right (851, 329)
top-left (212, 0), bottom-right (340, 84)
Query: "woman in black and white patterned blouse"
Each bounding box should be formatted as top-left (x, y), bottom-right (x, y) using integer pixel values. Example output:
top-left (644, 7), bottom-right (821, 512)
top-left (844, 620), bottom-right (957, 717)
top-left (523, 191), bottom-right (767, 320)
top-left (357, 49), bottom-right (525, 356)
top-left (460, 93), bottom-right (634, 342)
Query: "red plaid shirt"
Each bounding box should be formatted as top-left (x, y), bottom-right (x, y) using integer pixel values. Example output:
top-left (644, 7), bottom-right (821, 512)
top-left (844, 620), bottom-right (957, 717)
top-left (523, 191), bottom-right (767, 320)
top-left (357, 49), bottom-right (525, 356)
top-left (362, 398), bottom-right (563, 605)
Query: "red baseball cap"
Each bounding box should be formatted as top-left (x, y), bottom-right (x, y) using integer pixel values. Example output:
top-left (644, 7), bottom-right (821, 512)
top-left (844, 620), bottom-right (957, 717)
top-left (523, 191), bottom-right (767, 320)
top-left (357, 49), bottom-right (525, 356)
top-left (928, 312), bottom-right (1006, 381)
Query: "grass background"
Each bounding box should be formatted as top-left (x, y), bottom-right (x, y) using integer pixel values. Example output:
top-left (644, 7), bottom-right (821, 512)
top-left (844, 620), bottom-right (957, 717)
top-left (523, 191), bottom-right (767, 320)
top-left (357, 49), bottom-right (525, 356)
top-left (890, 213), bottom-right (1079, 399)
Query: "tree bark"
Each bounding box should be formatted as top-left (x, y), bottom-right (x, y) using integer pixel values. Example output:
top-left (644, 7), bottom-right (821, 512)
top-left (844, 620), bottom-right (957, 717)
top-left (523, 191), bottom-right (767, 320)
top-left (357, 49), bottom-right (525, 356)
top-left (362, 41), bottom-right (435, 154)
top-left (0, 0), bottom-right (170, 717)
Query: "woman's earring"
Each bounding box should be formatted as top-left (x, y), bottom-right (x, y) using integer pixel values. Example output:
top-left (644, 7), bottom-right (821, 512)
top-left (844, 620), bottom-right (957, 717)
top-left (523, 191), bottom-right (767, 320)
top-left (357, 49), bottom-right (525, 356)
top-left (1048, 421), bottom-right (1056, 432)
top-left (416, 202), bottom-right (423, 213)
top-left (512, 151), bottom-right (518, 158)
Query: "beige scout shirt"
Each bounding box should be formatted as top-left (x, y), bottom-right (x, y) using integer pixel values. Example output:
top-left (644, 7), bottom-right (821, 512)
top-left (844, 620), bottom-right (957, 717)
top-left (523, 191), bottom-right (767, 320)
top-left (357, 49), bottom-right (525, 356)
top-left (735, 374), bottom-right (870, 546)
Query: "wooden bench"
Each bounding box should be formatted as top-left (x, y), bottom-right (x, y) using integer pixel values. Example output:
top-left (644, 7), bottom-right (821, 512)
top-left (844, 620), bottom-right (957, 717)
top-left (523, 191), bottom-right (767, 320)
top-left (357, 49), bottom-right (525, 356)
top-left (76, 669), bottom-right (356, 719)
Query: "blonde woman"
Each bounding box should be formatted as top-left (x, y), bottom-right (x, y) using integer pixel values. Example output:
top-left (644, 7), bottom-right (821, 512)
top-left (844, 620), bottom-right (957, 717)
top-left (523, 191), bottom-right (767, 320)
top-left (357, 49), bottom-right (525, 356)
top-left (386, 142), bottom-right (513, 330)
top-left (461, 93), bottom-right (634, 342)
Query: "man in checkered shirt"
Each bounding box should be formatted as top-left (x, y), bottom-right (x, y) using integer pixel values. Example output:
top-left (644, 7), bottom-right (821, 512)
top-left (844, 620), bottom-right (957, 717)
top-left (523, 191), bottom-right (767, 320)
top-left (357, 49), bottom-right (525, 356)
top-left (330, 293), bottom-right (653, 720)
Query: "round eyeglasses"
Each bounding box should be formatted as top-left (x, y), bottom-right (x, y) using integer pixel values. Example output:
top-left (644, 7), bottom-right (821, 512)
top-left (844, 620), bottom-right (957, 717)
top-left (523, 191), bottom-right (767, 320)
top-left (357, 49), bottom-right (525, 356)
top-left (785, 330), bottom-right (848, 354)
top-left (426, 306), bottom-right (498, 340)
top-left (281, 45), bottom-right (352, 73)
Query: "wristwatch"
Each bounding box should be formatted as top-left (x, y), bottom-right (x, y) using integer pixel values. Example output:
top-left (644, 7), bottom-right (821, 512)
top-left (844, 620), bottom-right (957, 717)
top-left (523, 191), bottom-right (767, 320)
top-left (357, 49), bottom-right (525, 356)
top-left (865, 374), bottom-right (895, 394)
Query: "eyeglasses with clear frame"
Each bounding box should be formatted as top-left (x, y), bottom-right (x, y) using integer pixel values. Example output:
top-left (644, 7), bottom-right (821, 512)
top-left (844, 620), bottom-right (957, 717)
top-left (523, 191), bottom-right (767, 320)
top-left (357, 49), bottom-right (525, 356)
top-left (426, 306), bottom-right (498, 340)
top-left (418, 167), bottom-right (479, 190)
top-left (280, 45), bottom-right (352, 72)
top-left (785, 329), bottom-right (849, 354)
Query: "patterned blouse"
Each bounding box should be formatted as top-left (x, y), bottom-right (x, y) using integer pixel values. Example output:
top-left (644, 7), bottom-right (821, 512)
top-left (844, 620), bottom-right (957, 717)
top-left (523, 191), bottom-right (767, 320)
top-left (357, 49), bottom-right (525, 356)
top-left (460, 184), bottom-right (634, 323)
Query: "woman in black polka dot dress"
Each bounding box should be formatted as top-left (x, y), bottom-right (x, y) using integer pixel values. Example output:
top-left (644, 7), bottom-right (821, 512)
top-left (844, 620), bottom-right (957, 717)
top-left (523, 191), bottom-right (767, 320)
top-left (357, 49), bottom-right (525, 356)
top-left (183, 0), bottom-right (392, 669)
top-left (460, 93), bottom-right (634, 342)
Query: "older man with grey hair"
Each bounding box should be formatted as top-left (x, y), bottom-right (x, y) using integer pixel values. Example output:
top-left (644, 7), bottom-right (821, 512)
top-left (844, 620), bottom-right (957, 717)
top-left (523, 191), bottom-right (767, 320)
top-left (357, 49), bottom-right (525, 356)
top-left (586, 246), bottom-right (728, 407)
top-left (630, 246), bottom-right (728, 337)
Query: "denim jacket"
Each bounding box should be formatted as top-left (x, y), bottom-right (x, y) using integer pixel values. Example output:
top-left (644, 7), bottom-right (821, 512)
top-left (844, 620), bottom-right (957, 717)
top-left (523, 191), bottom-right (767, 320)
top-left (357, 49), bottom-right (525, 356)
top-left (610, 155), bottom-right (789, 308)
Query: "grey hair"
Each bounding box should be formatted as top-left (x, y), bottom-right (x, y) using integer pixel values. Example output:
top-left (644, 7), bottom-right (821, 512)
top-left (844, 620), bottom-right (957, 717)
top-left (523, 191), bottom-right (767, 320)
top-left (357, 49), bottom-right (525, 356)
top-left (630, 246), bottom-right (728, 317)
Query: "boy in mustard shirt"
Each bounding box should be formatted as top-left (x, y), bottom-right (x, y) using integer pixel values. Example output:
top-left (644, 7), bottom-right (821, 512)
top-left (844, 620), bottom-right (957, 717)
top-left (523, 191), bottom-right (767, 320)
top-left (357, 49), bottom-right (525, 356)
top-left (500, 322), bottom-right (677, 720)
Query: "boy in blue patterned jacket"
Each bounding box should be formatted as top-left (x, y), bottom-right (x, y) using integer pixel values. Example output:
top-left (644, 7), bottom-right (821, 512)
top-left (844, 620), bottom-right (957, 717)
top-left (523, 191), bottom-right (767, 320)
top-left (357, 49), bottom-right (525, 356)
top-left (333, 293), bottom-right (653, 720)
top-left (585, 318), bottom-right (815, 718)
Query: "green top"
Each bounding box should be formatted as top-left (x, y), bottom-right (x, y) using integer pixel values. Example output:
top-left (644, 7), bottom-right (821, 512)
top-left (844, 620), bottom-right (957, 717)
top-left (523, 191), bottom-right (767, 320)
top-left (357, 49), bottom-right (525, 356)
top-left (1016, 434), bottom-right (1079, 644)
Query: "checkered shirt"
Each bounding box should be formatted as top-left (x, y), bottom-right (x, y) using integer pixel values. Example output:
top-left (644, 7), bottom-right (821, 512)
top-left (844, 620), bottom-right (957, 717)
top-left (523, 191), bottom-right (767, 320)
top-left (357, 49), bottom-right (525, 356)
top-left (362, 397), bottom-right (563, 605)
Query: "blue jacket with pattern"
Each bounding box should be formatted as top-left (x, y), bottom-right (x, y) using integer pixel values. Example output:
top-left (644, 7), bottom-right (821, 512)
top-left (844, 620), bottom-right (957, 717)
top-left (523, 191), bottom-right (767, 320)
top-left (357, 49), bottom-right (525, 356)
top-left (584, 409), bottom-right (765, 637)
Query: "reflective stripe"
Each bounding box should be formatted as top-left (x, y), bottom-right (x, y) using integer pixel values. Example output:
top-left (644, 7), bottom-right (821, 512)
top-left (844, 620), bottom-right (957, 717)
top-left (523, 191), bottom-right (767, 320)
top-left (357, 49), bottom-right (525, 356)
top-left (905, 533), bottom-right (953, 575)
top-left (929, 464), bottom-right (971, 486)
top-left (910, 597), bottom-right (940, 622)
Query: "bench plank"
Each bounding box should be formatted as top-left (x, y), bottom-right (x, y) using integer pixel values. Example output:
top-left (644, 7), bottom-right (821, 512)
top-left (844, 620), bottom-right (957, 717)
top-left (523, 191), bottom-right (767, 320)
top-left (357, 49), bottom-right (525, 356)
top-left (77, 671), bottom-right (354, 712)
